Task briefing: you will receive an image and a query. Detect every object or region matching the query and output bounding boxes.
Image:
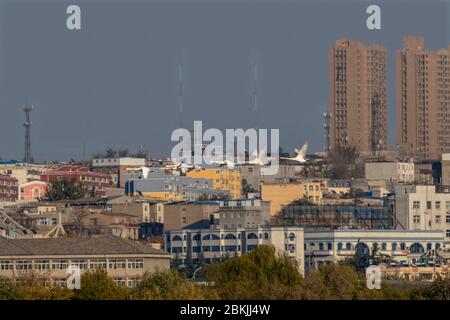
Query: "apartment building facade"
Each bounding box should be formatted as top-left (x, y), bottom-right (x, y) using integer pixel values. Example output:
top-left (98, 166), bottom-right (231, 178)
top-left (329, 39), bottom-right (388, 154)
top-left (0, 174), bottom-right (18, 204)
top-left (396, 36), bottom-right (450, 160)
top-left (260, 180), bottom-right (323, 215)
top-left (186, 168), bottom-right (242, 199)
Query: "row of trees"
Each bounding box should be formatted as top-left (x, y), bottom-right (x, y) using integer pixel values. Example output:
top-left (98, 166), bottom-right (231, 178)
top-left (1, 246), bottom-right (450, 300)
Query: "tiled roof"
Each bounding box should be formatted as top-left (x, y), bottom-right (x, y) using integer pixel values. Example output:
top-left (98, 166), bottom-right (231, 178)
top-left (0, 236), bottom-right (169, 257)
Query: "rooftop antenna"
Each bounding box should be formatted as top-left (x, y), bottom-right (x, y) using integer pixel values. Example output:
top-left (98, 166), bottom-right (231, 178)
top-left (23, 104), bottom-right (33, 163)
top-left (178, 54), bottom-right (184, 128)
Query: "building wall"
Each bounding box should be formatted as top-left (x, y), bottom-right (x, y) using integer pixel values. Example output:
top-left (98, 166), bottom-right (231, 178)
top-left (365, 162), bottom-right (415, 183)
top-left (111, 202), bottom-right (151, 222)
top-left (166, 226), bottom-right (304, 275)
top-left (329, 39), bottom-right (388, 153)
top-left (0, 255), bottom-right (169, 287)
top-left (187, 168), bottom-right (242, 199)
top-left (19, 181), bottom-right (48, 202)
top-left (161, 203), bottom-right (219, 232)
top-left (304, 229), bottom-right (445, 271)
top-left (0, 174), bottom-right (18, 203)
top-left (260, 181), bottom-right (323, 215)
top-left (396, 37), bottom-right (450, 160)
top-left (395, 185), bottom-right (450, 243)
top-left (443, 154), bottom-right (450, 186)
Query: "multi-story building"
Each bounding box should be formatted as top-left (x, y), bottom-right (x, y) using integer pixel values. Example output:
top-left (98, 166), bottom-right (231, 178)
top-left (0, 174), bottom-right (19, 204)
top-left (304, 229), bottom-right (445, 271)
top-left (166, 226), bottom-right (304, 275)
top-left (260, 180), bottom-right (323, 215)
top-left (396, 36), bottom-right (450, 160)
top-left (40, 165), bottom-right (111, 197)
top-left (442, 153), bottom-right (450, 186)
top-left (18, 181), bottom-right (48, 202)
top-left (91, 157), bottom-right (146, 188)
top-left (186, 168), bottom-right (242, 199)
top-left (80, 212), bottom-right (140, 240)
top-left (0, 162), bottom-right (51, 186)
top-left (212, 199), bottom-right (270, 230)
top-left (160, 201), bottom-right (219, 232)
top-left (365, 161), bottom-right (415, 184)
top-left (125, 169), bottom-right (229, 201)
top-left (239, 164), bottom-right (297, 193)
top-left (394, 185), bottom-right (450, 243)
top-left (329, 39), bottom-right (388, 154)
top-left (0, 236), bottom-right (170, 287)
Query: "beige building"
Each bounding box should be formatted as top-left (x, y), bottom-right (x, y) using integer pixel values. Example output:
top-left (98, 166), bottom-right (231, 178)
top-left (80, 212), bottom-right (140, 240)
top-left (394, 185), bottom-right (450, 244)
top-left (260, 180), bottom-right (323, 215)
top-left (365, 161), bottom-right (415, 184)
top-left (396, 36), bottom-right (450, 160)
top-left (329, 39), bottom-right (387, 154)
top-left (442, 153), bottom-right (450, 186)
top-left (0, 236), bottom-right (170, 287)
top-left (160, 202), bottom-right (219, 232)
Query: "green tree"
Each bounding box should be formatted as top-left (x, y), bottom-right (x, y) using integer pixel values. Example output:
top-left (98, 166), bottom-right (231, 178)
top-left (44, 179), bottom-right (87, 201)
top-left (74, 269), bottom-right (129, 300)
top-left (206, 245), bottom-right (302, 299)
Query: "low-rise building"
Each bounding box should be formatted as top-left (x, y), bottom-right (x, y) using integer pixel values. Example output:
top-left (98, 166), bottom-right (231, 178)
top-left (304, 229), bottom-right (445, 271)
top-left (18, 181), bottom-right (48, 202)
top-left (212, 198), bottom-right (270, 229)
top-left (161, 201), bottom-right (219, 232)
top-left (394, 185), bottom-right (450, 243)
top-left (186, 167), bottom-right (242, 199)
top-left (41, 165), bottom-right (111, 197)
top-left (260, 180), bottom-right (323, 215)
top-left (0, 236), bottom-right (170, 287)
top-left (91, 157), bottom-right (147, 188)
top-left (365, 161), bottom-right (415, 184)
top-left (80, 212), bottom-right (140, 240)
top-left (0, 174), bottom-right (18, 204)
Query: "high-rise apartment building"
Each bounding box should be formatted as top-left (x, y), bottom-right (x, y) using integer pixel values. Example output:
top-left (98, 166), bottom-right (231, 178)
top-left (396, 36), bottom-right (450, 160)
top-left (329, 39), bottom-right (388, 154)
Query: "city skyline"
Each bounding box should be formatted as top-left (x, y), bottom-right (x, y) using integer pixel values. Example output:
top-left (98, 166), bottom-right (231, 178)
top-left (0, 0), bottom-right (449, 162)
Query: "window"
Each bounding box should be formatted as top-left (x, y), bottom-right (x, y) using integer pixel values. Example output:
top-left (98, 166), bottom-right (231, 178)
top-left (211, 246), bottom-right (220, 252)
top-left (193, 246), bottom-right (201, 253)
top-left (447, 215), bottom-right (450, 224)
top-left (427, 201), bottom-right (432, 210)
top-left (108, 259), bottom-right (126, 270)
top-left (211, 234), bottom-right (220, 240)
top-left (247, 245), bottom-right (257, 252)
top-left (89, 259), bottom-right (107, 269)
top-left (327, 243), bottom-right (332, 250)
top-left (193, 234), bottom-right (201, 241)
top-left (113, 277), bottom-right (126, 286)
top-left (392, 243), bottom-right (397, 251)
top-left (446, 201), bottom-right (450, 210)
top-left (224, 234), bottom-right (236, 240)
top-left (446, 230), bottom-right (450, 238)
top-left (35, 260), bottom-right (50, 270)
top-left (172, 235), bottom-right (183, 241)
top-left (202, 234), bottom-right (211, 240)
top-left (436, 215), bottom-right (441, 224)
top-left (319, 243), bottom-right (324, 251)
top-left (127, 259), bottom-right (143, 269)
top-left (127, 278), bottom-right (140, 288)
top-left (400, 243), bottom-right (406, 250)
top-left (51, 260), bottom-right (69, 270)
top-left (247, 233), bottom-right (258, 239)
top-left (413, 201), bottom-right (420, 209)
top-left (70, 259), bottom-right (87, 269)
top-left (436, 201), bottom-right (441, 209)
top-left (381, 243), bottom-right (387, 251)
top-left (264, 233), bottom-right (269, 240)
top-left (0, 260), bottom-right (13, 271)
top-left (413, 215), bottom-right (421, 224)
top-left (289, 233), bottom-right (296, 241)
top-left (337, 243), bottom-right (343, 251)
top-left (224, 245), bottom-right (237, 252)
top-left (345, 243), bottom-right (352, 250)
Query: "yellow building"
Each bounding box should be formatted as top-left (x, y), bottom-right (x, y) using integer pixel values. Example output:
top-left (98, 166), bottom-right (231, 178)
top-left (260, 181), bottom-right (323, 216)
top-left (187, 168), bottom-right (242, 199)
top-left (139, 191), bottom-right (183, 202)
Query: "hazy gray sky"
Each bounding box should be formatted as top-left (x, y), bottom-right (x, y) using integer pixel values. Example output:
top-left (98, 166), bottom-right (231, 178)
top-left (0, 0), bottom-right (449, 162)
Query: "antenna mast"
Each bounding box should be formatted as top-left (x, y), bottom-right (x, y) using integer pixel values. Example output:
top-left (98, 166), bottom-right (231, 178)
top-left (178, 55), bottom-right (184, 128)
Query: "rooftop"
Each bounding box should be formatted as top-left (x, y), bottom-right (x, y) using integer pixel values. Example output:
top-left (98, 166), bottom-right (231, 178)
top-left (0, 236), bottom-right (169, 257)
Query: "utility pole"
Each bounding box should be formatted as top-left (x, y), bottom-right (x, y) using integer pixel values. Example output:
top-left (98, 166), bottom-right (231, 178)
top-left (23, 105), bottom-right (33, 163)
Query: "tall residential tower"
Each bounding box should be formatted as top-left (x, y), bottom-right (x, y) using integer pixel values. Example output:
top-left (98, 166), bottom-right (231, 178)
top-left (396, 36), bottom-right (450, 160)
top-left (329, 39), bottom-right (387, 154)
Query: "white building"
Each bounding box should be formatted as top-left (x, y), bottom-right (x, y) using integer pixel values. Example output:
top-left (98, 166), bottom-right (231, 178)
top-left (166, 226), bottom-right (304, 275)
top-left (304, 229), bottom-right (445, 271)
top-left (394, 185), bottom-right (450, 243)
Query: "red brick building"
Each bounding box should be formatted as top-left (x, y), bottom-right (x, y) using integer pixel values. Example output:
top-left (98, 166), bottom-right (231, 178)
top-left (0, 174), bottom-right (19, 202)
top-left (40, 165), bottom-right (111, 197)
